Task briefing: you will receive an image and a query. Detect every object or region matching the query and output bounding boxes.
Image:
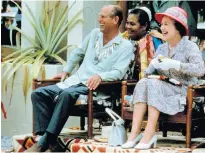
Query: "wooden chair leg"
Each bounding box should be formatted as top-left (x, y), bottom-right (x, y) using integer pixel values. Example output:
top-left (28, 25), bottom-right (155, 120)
top-left (88, 90), bottom-right (93, 139)
top-left (80, 116), bottom-right (85, 130)
top-left (186, 85), bottom-right (193, 148)
top-left (121, 81), bottom-right (127, 118)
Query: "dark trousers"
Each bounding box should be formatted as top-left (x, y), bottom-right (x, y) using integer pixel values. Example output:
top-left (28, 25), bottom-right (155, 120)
top-left (31, 83), bottom-right (88, 135)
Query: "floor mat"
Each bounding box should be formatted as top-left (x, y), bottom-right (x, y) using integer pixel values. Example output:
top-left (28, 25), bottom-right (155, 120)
top-left (2, 132), bottom-right (204, 152)
top-left (70, 140), bottom-right (192, 153)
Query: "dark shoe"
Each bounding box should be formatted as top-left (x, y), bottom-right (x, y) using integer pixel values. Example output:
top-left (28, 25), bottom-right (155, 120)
top-left (24, 143), bottom-right (47, 152)
top-left (44, 142), bottom-right (66, 152)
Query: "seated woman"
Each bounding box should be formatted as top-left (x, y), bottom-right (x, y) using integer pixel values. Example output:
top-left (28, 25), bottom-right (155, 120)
top-left (122, 7), bottom-right (164, 80)
top-left (122, 7), bottom-right (205, 149)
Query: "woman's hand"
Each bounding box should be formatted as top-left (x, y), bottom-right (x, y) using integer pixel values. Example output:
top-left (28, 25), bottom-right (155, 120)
top-left (145, 57), bottom-right (160, 74)
top-left (157, 58), bottom-right (181, 71)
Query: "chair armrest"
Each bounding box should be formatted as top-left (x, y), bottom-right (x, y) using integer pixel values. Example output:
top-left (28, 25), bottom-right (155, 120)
top-left (98, 81), bottom-right (122, 86)
top-left (32, 79), bottom-right (61, 90)
top-left (33, 78), bottom-right (61, 83)
top-left (122, 80), bottom-right (138, 86)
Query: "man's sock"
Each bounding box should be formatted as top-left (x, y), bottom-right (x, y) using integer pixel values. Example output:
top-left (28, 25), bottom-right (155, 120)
top-left (47, 132), bottom-right (58, 145)
top-left (38, 132), bottom-right (49, 149)
top-left (38, 131), bottom-right (58, 148)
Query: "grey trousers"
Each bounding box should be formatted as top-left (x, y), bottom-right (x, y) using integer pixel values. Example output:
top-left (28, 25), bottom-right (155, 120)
top-left (31, 83), bottom-right (88, 135)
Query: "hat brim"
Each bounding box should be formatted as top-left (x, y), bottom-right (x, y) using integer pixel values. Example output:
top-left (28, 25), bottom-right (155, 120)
top-left (155, 13), bottom-right (188, 35)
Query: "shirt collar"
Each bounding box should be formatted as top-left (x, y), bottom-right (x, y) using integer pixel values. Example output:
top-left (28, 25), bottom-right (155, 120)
top-left (98, 31), bottom-right (122, 48)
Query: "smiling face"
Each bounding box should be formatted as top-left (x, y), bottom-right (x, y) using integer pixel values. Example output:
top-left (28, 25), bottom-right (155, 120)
top-left (160, 16), bottom-right (180, 42)
top-left (98, 6), bottom-right (117, 33)
top-left (125, 14), bottom-right (146, 40)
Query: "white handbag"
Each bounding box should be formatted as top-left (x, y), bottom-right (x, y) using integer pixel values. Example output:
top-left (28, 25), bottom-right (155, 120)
top-left (105, 108), bottom-right (127, 146)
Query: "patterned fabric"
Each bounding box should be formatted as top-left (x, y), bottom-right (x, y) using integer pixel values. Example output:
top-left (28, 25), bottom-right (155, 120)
top-left (165, 7), bottom-right (187, 24)
top-left (155, 7), bottom-right (188, 35)
top-left (123, 41), bottom-right (139, 80)
top-left (58, 137), bottom-right (87, 152)
top-left (13, 135), bottom-right (38, 152)
top-left (122, 30), bottom-right (163, 80)
top-left (71, 140), bottom-right (191, 153)
top-left (133, 37), bottom-right (205, 115)
top-left (12, 134), bottom-right (87, 152)
top-left (93, 36), bottom-right (119, 64)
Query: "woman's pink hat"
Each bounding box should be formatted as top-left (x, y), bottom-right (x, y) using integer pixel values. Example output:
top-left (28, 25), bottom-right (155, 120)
top-left (155, 7), bottom-right (188, 35)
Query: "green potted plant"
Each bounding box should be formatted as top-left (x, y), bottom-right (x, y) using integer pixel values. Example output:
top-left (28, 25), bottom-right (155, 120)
top-left (2, 0), bottom-right (84, 102)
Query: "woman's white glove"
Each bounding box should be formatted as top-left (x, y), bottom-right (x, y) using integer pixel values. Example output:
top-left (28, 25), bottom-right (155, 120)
top-left (157, 58), bottom-right (181, 71)
top-left (150, 57), bottom-right (160, 68)
top-left (145, 57), bottom-right (160, 74)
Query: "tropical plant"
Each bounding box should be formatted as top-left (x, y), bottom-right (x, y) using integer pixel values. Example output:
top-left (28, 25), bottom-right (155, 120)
top-left (2, 0), bottom-right (84, 102)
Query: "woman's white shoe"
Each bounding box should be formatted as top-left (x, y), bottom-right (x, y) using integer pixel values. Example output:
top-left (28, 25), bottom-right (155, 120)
top-left (121, 133), bottom-right (143, 149)
top-left (134, 134), bottom-right (157, 150)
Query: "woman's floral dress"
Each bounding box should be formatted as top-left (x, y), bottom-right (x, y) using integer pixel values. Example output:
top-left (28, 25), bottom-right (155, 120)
top-left (132, 37), bottom-right (205, 115)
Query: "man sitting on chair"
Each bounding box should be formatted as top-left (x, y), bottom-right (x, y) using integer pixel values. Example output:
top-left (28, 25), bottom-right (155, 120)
top-left (25, 5), bottom-right (133, 152)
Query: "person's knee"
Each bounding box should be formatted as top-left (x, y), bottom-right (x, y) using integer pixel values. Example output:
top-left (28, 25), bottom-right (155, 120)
top-left (138, 78), bottom-right (148, 84)
top-left (31, 87), bottom-right (44, 102)
top-left (60, 90), bottom-right (76, 99)
top-left (58, 90), bottom-right (78, 106)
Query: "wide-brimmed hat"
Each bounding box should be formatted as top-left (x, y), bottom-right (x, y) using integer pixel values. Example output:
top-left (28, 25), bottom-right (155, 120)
top-left (155, 7), bottom-right (188, 35)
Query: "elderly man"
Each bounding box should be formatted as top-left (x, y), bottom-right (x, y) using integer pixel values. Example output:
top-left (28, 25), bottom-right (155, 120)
top-left (26, 5), bottom-right (133, 152)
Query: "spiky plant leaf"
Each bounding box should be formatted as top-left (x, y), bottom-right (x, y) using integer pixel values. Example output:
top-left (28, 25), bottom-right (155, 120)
top-left (46, 6), bottom-right (55, 50)
top-left (2, 48), bottom-right (36, 79)
top-left (50, 54), bottom-right (66, 65)
top-left (2, 0), bottom-right (83, 104)
top-left (9, 72), bottom-right (16, 105)
top-left (43, 1), bottom-right (50, 33)
top-left (23, 65), bottom-right (29, 103)
top-left (3, 47), bottom-right (35, 60)
top-left (16, 32), bottom-right (21, 49)
top-left (41, 65), bottom-right (46, 80)
top-left (31, 50), bottom-right (47, 78)
top-left (52, 19), bottom-right (84, 53)
top-left (10, 25), bottom-right (40, 48)
top-left (2, 55), bottom-right (36, 94)
top-left (9, 26), bottom-right (14, 46)
top-left (55, 45), bottom-right (76, 55)
top-left (50, 6), bottom-right (68, 45)
top-left (23, 2), bottom-right (46, 45)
